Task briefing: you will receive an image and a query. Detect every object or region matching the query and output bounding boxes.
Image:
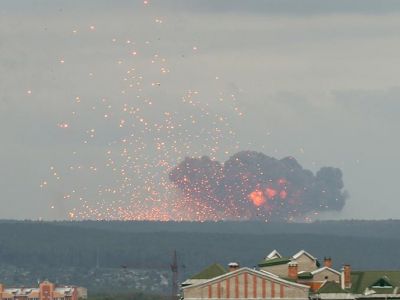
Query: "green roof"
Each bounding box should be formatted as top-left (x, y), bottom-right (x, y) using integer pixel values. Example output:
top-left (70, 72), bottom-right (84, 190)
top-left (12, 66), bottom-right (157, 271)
top-left (190, 263), bottom-right (227, 279)
top-left (350, 271), bottom-right (400, 294)
top-left (318, 281), bottom-right (346, 294)
top-left (298, 272), bottom-right (313, 280)
top-left (258, 257), bottom-right (291, 267)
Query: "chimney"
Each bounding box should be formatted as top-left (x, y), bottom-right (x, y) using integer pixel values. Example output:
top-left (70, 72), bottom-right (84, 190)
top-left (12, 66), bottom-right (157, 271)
top-left (341, 264), bottom-right (351, 289)
top-left (288, 261), bottom-right (298, 280)
top-left (324, 257), bottom-right (332, 268)
top-left (228, 262), bottom-right (239, 272)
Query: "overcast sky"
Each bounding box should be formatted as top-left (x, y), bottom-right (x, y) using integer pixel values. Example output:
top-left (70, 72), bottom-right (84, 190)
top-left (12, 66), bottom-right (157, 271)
top-left (1, 0), bottom-right (400, 220)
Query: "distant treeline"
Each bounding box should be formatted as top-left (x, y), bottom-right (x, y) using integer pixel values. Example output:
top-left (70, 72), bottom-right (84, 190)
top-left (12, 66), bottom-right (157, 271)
top-left (56, 219), bottom-right (400, 238)
top-left (0, 220), bottom-right (400, 276)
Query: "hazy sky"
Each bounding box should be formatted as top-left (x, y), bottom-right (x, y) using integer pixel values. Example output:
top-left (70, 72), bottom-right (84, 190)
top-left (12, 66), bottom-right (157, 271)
top-left (1, 0), bottom-right (400, 220)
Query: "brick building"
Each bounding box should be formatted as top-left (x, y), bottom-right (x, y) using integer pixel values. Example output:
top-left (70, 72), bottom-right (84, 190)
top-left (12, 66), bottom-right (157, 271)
top-left (0, 281), bottom-right (87, 300)
top-left (183, 266), bottom-right (309, 300)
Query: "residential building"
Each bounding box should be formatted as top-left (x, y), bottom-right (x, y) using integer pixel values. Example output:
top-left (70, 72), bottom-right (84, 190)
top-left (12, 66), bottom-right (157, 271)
top-left (0, 281), bottom-right (87, 300)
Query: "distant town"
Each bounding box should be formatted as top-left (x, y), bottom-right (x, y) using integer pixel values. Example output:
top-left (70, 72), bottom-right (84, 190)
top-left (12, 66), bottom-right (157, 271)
top-left (2, 248), bottom-right (400, 300)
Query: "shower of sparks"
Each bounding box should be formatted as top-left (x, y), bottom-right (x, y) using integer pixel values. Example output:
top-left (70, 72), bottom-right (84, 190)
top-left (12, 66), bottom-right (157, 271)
top-left (40, 2), bottom-right (245, 221)
top-left (40, 2), bottom-right (346, 223)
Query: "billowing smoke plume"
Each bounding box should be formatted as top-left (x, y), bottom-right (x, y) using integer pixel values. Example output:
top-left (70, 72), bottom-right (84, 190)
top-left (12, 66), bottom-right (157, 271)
top-left (169, 151), bottom-right (347, 221)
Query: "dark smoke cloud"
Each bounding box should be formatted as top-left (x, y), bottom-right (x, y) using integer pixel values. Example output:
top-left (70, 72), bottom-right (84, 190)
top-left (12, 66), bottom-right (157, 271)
top-left (169, 151), bottom-right (347, 221)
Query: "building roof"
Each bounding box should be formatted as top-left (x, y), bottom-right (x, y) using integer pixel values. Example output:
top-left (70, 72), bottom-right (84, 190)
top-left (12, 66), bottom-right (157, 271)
top-left (190, 263), bottom-right (227, 279)
top-left (318, 281), bottom-right (347, 294)
top-left (258, 257), bottom-right (291, 267)
top-left (55, 287), bottom-right (74, 296)
top-left (2, 287), bottom-right (75, 297)
top-left (4, 288), bottom-right (39, 296)
top-left (298, 271), bottom-right (314, 280)
top-left (183, 267), bottom-right (310, 291)
top-left (266, 250), bottom-right (283, 260)
top-left (312, 266), bottom-right (342, 276)
top-left (350, 271), bottom-right (400, 294)
top-left (293, 250), bottom-right (317, 261)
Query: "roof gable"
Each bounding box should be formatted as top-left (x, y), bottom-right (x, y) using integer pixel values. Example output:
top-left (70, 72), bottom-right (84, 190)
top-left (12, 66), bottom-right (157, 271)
top-left (266, 250), bottom-right (282, 260)
top-left (293, 250), bottom-right (317, 261)
top-left (183, 267), bottom-right (310, 290)
top-left (371, 277), bottom-right (393, 288)
top-left (312, 267), bottom-right (341, 276)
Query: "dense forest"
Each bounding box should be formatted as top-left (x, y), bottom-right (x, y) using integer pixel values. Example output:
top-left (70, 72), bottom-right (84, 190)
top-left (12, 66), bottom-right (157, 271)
top-left (0, 220), bottom-right (399, 294)
top-left (57, 219), bottom-right (400, 238)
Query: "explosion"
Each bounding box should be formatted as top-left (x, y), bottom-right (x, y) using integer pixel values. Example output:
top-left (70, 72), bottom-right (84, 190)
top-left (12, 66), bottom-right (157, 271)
top-left (169, 151), bottom-right (347, 221)
top-left (38, 2), bottom-right (348, 222)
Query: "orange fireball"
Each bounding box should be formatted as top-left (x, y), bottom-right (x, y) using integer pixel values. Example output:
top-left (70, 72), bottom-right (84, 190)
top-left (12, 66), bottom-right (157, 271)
top-left (248, 190), bottom-right (266, 206)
